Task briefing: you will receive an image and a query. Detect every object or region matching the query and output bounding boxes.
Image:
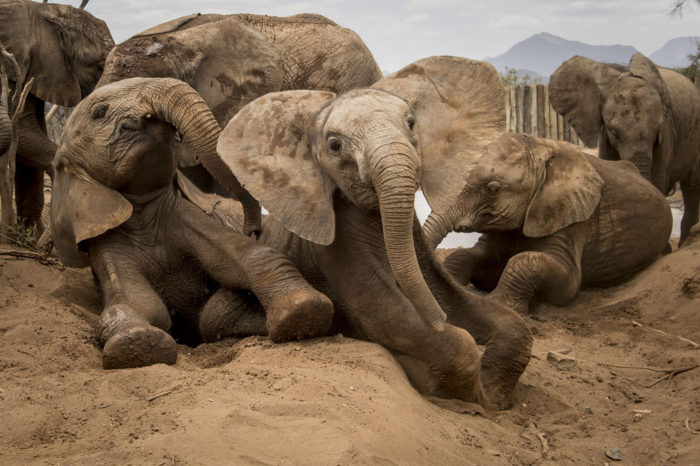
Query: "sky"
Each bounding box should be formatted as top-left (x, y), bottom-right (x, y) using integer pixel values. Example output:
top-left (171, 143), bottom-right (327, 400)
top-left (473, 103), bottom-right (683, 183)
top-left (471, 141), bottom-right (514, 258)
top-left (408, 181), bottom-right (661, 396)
top-left (86, 0), bottom-right (700, 73)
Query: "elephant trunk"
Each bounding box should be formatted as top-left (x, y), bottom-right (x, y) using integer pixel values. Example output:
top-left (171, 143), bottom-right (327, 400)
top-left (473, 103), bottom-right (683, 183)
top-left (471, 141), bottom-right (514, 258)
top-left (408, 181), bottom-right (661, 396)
top-left (141, 79), bottom-right (261, 236)
top-left (372, 142), bottom-right (446, 331)
top-left (627, 149), bottom-right (652, 182)
top-left (0, 104), bottom-right (11, 155)
top-left (422, 209), bottom-right (454, 250)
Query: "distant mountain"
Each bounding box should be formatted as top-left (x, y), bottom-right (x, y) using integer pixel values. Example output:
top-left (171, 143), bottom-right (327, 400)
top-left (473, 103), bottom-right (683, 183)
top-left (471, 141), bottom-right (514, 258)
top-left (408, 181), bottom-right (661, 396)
top-left (485, 32), bottom-right (640, 81)
top-left (649, 36), bottom-right (699, 68)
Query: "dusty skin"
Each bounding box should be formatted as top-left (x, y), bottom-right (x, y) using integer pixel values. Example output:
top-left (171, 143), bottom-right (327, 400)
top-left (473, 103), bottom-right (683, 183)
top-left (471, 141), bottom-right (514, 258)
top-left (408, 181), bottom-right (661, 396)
top-left (0, 226), bottom-right (696, 464)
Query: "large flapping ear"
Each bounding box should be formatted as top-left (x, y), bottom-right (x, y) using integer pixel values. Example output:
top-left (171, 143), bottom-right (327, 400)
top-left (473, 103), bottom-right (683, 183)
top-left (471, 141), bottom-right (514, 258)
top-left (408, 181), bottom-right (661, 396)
top-left (372, 56), bottom-right (505, 214)
top-left (217, 90), bottom-right (337, 244)
top-left (188, 17), bottom-right (284, 125)
top-left (628, 53), bottom-right (671, 106)
top-left (523, 140), bottom-right (604, 237)
top-left (549, 56), bottom-right (621, 148)
top-left (51, 153), bottom-right (132, 268)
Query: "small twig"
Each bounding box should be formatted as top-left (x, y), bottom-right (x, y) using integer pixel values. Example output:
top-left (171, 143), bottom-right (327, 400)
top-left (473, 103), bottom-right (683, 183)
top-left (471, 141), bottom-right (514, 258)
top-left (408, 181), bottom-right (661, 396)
top-left (642, 365), bottom-right (698, 388)
top-left (528, 423), bottom-right (548, 456)
top-left (685, 419), bottom-right (700, 434)
top-left (0, 250), bottom-right (63, 268)
top-left (599, 363), bottom-right (672, 373)
top-left (147, 390), bottom-right (174, 402)
top-left (631, 320), bottom-right (699, 348)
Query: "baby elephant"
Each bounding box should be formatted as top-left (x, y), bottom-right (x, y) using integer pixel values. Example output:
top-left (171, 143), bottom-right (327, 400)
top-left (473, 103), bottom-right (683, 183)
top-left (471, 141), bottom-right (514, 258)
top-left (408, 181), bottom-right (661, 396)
top-left (51, 77), bottom-right (333, 369)
top-left (423, 133), bottom-right (672, 313)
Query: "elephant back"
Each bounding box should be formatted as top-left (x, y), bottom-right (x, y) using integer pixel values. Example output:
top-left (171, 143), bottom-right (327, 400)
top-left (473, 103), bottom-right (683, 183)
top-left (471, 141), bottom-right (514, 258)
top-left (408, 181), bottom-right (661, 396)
top-left (581, 155), bottom-right (672, 286)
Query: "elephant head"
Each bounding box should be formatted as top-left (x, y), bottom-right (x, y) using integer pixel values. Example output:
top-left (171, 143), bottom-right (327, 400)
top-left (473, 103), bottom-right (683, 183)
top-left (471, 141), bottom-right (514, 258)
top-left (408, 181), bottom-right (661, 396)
top-left (213, 56), bottom-right (505, 330)
top-left (0, 0), bottom-right (114, 106)
top-left (51, 77), bottom-right (242, 267)
top-left (549, 53), bottom-right (671, 185)
top-left (423, 134), bottom-right (604, 246)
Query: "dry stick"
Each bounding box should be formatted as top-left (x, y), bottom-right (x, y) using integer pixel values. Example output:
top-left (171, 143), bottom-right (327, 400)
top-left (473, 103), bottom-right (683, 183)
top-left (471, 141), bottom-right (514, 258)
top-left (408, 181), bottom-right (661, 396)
top-left (631, 320), bottom-right (699, 348)
top-left (0, 250), bottom-right (62, 268)
top-left (599, 363), bottom-right (674, 373)
top-left (685, 419), bottom-right (700, 434)
top-left (642, 365), bottom-right (698, 389)
top-left (147, 390), bottom-right (174, 402)
top-left (529, 423), bottom-right (548, 456)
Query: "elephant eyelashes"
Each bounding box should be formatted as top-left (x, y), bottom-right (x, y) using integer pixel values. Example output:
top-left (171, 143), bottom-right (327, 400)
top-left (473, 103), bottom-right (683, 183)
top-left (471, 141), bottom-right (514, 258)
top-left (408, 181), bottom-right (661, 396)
top-left (327, 136), bottom-right (342, 154)
top-left (91, 103), bottom-right (109, 119)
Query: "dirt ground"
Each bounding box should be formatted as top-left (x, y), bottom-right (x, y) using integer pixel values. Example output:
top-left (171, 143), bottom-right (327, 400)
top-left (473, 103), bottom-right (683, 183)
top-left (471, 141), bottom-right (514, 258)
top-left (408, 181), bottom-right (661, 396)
top-left (0, 223), bottom-right (698, 464)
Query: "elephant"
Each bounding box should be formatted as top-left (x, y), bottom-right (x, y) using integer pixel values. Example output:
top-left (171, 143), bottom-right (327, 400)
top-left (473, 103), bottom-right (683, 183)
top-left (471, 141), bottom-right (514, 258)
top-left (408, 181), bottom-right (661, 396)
top-left (200, 56), bottom-right (532, 410)
top-left (50, 77), bottom-right (334, 369)
top-left (549, 53), bottom-right (700, 245)
top-left (96, 12), bottom-right (383, 236)
top-left (0, 0), bottom-right (114, 235)
top-left (422, 133), bottom-right (672, 314)
top-left (0, 101), bottom-right (9, 155)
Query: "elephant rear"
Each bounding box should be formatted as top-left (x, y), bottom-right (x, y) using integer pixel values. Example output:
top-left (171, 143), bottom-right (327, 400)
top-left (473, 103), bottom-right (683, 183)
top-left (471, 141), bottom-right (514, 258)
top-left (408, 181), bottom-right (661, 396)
top-left (581, 156), bottom-right (672, 287)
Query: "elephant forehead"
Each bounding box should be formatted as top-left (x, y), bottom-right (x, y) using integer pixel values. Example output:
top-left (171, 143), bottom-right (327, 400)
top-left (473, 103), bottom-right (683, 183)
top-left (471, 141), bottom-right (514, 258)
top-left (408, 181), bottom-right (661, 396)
top-left (325, 91), bottom-right (409, 129)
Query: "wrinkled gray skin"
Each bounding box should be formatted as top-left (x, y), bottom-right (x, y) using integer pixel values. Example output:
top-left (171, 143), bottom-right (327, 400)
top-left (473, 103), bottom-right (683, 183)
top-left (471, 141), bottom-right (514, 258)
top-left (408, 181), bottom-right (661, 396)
top-left (207, 57), bottom-right (532, 410)
top-left (97, 12), bottom-right (383, 236)
top-left (549, 53), bottom-right (700, 245)
top-left (0, 0), bottom-right (114, 234)
top-left (0, 102), bottom-right (10, 155)
top-left (50, 77), bottom-right (333, 370)
top-left (424, 134), bottom-right (672, 314)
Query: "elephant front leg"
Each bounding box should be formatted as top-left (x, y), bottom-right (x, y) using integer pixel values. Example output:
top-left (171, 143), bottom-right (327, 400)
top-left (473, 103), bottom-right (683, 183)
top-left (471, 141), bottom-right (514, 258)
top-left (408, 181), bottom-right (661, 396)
top-left (199, 288), bottom-right (267, 342)
top-left (679, 178), bottom-right (699, 246)
top-left (184, 205), bottom-right (333, 343)
top-left (90, 243), bottom-right (178, 369)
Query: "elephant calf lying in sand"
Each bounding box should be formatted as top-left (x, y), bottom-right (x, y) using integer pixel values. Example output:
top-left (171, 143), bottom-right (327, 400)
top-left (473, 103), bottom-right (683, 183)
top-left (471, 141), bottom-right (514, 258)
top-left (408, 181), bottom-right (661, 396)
top-left (51, 78), bottom-right (333, 369)
top-left (197, 56), bottom-right (532, 410)
top-left (423, 133), bottom-right (672, 314)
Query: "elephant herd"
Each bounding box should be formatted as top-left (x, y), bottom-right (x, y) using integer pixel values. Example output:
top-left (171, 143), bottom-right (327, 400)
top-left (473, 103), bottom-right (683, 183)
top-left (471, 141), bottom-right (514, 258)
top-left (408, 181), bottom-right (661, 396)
top-left (1, 1), bottom-right (698, 412)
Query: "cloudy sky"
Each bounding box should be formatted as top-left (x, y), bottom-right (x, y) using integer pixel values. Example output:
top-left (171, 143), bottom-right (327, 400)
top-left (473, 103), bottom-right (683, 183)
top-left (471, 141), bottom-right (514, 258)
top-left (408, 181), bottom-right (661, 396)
top-left (87, 0), bottom-right (699, 73)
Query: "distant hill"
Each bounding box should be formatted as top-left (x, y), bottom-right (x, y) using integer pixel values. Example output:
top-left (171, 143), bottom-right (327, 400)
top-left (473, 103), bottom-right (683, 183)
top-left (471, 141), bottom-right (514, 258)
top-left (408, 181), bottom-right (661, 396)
top-left (649, 36), bottom-right (699, 67)
top-left (485, 32), bottom-right (641, 82)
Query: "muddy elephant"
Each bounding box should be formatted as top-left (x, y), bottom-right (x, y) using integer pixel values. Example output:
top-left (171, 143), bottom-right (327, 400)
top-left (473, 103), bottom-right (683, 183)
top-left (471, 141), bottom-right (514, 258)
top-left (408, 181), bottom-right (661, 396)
top-left (549, 53), bottom-right (700, 245)
top-left (97, 12), bottom-right (383, 236)
top-left (0, 0), bottom-right (114, 235)
top-left (423, 133), bottom-right (672, 314)
top-left (200, 56), bottom-right (531, 410)
top-left (50, 77), bottom-right (334, 369)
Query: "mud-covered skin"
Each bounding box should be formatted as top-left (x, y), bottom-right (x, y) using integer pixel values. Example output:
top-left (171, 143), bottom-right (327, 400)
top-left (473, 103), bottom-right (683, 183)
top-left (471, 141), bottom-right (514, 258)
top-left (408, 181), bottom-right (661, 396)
top-left (210, 57), bottom-right (532, 409)
top-left (436, 135), bottom-right (672, 314)
top-left (0, 0), bottom-right (114, 233)
top-left (549, 53), bottom-right (700, 245)
top-left (50, 78), bottom-right (333, 369)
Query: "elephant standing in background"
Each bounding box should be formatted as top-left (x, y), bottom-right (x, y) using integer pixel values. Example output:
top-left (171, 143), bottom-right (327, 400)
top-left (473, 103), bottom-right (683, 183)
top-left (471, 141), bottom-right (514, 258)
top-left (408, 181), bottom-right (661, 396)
top-left (203, 56), bottom-right (531, 410)
top-left (423, 134), bottom-right (672, 314)
top-left (51, 77), bottom-right (334, 369)
top-left (0, 0), bottom-right (114, 234)
top-left (549, 53), bottom-right (700, 245)
top-left (96, 12), bottom-right (383, 236)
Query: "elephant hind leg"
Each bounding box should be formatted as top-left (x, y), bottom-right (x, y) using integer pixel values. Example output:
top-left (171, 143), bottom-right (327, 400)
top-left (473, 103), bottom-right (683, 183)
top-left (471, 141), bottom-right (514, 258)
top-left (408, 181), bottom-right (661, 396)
top-left (199, 288), bottom-right (266, 342)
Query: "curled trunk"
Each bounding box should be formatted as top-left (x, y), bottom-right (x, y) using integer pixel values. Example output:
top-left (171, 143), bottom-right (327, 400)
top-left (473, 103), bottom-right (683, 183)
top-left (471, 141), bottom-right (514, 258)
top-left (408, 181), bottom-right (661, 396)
top-left (141, 79), bottom-right (261, 236)
top-left (372, 144), bottom-right (446, 331)
top-left (422, 209), bottom-right (454, 250)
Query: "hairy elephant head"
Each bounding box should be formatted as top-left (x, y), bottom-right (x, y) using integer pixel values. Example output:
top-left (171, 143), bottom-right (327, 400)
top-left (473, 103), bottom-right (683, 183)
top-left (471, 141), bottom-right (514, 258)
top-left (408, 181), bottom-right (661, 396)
top-left (424, 134), bottom-right (604, 246)
top-left (214, 56), bottom-right (505, 330)
top-left (0, 0), bottom-right (114, 106)
top-left (51, 77), bottom-right (239, 267)
top-left (549, 53), bottom-right (671, 186)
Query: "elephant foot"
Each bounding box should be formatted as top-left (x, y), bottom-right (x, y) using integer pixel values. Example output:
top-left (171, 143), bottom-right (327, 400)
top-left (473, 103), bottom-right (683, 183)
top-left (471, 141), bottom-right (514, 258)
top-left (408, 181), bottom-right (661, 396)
top-left (265, 289), bottom-right (334, 343)
top-left (102, 326), bottom-right (178, 369)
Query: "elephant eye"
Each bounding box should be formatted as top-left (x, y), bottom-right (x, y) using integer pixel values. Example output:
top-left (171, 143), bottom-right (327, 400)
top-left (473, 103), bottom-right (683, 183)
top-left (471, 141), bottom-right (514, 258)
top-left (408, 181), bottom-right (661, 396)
top-left (91, 103), bottom-right (109, 120)
top-left (406, 115), bottom-right (415, 131)
top-left (328, 136), bottom-right (342, 155)
top-left (485, 180), bottom-right (501, 194)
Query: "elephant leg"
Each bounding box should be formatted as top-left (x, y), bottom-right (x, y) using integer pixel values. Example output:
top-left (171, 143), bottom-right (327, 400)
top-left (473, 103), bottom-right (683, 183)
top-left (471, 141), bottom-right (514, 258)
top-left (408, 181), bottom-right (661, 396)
top-left (414, 231), bottom-right (532, 409)
top-left (14, 162), bottom-right (44, 236)
top-left (181, 202), bottom-right (333, 343)
top-left (679, 178), bottom-right (699, 246)
top-left (199, 288), bottom-right (266, 342)
top-left (490, 249), bottom-right (581, 314)
top-left (90, 242), bottom-right (178, 369)
top-left (442, 233), bottom-right (510, 290)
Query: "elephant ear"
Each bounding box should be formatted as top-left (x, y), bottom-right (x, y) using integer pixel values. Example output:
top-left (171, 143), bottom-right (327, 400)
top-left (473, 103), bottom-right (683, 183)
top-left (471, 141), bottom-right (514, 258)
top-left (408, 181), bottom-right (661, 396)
top-left (135, 13), bottom-right (204, 36)
top-left (51, 154), bottom-right (132, 268)
top-left (181, 17), bottom-right (284, 125)
top-left (523, 141), bottom-right (604, 238)
top-left (217, 90), bottom-right (337, 244)
top-left (372, 56), bottom-right (505, 214)
top-left (628, 53), bottom-right (671, 105)
top-left (549, 56), bottom-right (621, 148)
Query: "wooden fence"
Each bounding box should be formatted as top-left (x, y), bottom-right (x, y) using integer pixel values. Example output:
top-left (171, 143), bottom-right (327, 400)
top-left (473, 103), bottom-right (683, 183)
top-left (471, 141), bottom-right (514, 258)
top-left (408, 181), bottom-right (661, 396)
top-left (504, 84), bottom-right (582, 146)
